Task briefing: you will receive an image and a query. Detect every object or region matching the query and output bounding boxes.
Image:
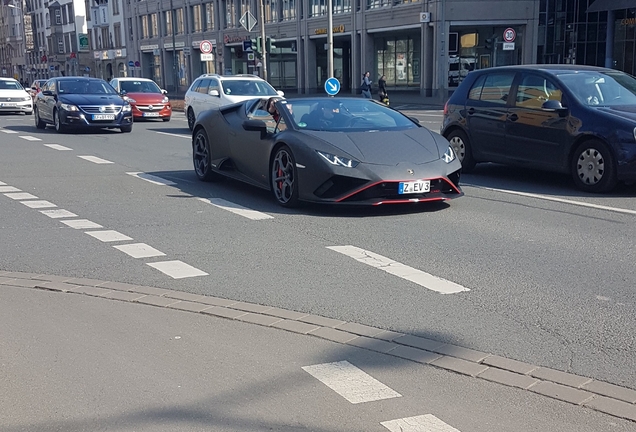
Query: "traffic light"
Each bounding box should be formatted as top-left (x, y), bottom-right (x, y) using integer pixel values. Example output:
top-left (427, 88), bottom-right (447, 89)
top-left (485, 37), bottom-right (494, 50)
top-left (251, 38), bottom-right (258, 52)
top-left (256, 36), bottom-right (262, 53)
top-left (266, 37), bottom-right (276, 52)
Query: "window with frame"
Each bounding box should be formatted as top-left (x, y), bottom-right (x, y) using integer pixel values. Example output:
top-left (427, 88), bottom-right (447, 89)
top-left (195, 78), bottom-right (211, 93)
top-left (128, 18), bottom-right (133, 41)
top-left (67, 4), bottom-right (74, 23)
top-left (114, 23), bottom-right (122, 47)
top-left (150, 13), bottom-right (157, 37)
top-left (225, 0), bottom-right (236, 28)
top-left (515, 73), bottom-right (562, 109)
top-left (479, 72), bottom-right (515, 104)
top-left (266, 0), bottom-right (278, 22)
top-left (333, 0), bottom-right (350, 14)
top-left (205, 3), bottom-right (214, 30)
top-left (84, 0), bottom-right (90, 20)
top-left (54, 9), bottom-right (61, 24)
top-left (310, 0), bottom-right (324, 16)
top-left (141, 15), bottom-right (149, 39)
top-left (192, 5), bottom-right (202, 32)
top-left (62, 7), bottom-right (67, 24)
top-left (165, 10), bottom-right (173, 35)
top-left (101, 27), bottom-right (109, 48)
top-left (112, 0), bottom-right (119, 15)
top-left (367, 0), bottom-right (389, 9)
top-left (57, 38), bottom-right (64, 53)
top-left (176, 8), bottom-right (184, 34)
top-left (282, 0), bottom-right (295, 20)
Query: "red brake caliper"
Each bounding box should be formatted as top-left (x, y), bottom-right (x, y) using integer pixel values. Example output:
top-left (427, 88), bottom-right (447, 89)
top-left (277, 157), bottom-right (283, 192)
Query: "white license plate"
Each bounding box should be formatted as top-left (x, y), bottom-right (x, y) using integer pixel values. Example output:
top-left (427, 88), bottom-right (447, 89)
top-left (143, 112), bottom-right (160, 117)
top-left (398, 180), bottom-right (430, 194)
top-left (92, 114), bottom-right (115, 120)
top-left (1, 103), bottom-right (16, 108)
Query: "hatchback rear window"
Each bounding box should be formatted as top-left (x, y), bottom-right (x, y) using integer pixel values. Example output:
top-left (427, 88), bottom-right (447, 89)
top-left (478, 73), bottom-right (515, 104)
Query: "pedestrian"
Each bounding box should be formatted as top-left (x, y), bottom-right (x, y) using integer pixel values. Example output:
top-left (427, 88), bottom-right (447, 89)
top-left (360, 71), bottom-right (372, 99)
top-left (378, 75), bottom-right (389, 105)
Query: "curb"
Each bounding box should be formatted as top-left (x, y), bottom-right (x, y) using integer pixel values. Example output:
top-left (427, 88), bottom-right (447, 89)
top-left (2, 270), bottom-right (635, 423)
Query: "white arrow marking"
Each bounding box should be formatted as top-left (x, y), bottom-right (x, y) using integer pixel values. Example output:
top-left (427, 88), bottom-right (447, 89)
top-left (328, 82), bottom-right (338, 91)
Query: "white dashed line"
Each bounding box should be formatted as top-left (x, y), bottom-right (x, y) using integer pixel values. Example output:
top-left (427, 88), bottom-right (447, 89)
top-left (19, 136), bottom-right (42, 141)
top-left (4, 192), bottom-right (38, 200)
top-left (198, 197), bottom-right (274, 220)
top-left (40, 209), bottom-right (78, 218)
top-left (44, 144), bottom-right (72, 151)
top-left (468, 185), bottom-right (636, 216)
top-left (146, 260), bottom-right (208, 279)
top-left (60, 219), bottom-right (104, 229)
top-left (0, 129), bottom-right (19, 134)
top-left (127, 172), bottom-right (176, 186)
top-left (327, 245), bottom-right (470, 294)
top-left (0, 186), bottom-right (21, 193)
top-left (21, 200), bottom-right (56, 209)
top-left (155, 131), bottom-right (190, 139)
top-left (302, 360), bottom-right (402, 404)
top-left (0, 180), bottom-right (6, 185)
top-left (113, 243), bottom-right (166, 259)
top-left (85, 230), bottom-right (133, 242)
top-left (78, 155), bottom-right (114, 164)
top-left (381, 415), bottom-right (461, 432)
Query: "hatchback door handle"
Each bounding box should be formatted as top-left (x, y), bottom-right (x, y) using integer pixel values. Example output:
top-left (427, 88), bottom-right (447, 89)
top-left (508, 113), bottom-right (518, 121)
top-left (467, 108), bottom-right (475, 115)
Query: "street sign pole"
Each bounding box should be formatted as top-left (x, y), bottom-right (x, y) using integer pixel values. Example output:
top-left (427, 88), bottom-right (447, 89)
top-left (327, 0), bottom-right (333, 79)
top-left (259, 0), bottom-right (267, 81)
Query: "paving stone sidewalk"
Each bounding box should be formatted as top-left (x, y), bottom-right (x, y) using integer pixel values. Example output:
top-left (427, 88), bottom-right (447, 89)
top-left (2, 270), bottom-right (635, 424)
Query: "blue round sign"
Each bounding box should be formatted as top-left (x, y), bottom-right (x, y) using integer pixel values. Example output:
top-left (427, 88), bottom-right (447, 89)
top-left (324, 77), bottom-right (340, 96)
top-left (128, 60), bottom-right (134, 67)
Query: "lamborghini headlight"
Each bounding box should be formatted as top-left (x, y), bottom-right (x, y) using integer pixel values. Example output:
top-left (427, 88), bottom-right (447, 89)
top-left (443, 145), bottom-right (456, 163)
top-left (60, 103), bottom-right (79, 111)
top-left (316, 150), bottom-right (359, 168)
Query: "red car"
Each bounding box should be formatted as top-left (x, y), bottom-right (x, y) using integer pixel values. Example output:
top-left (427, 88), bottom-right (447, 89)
top-left (29, 79), bottom-right (48, 100)
top-left (109, 77), bottom-right (171, 121)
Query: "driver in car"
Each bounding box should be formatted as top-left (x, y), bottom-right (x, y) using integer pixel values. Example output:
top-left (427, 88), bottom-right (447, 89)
top-left (302, 101), bottom-right (348, 129)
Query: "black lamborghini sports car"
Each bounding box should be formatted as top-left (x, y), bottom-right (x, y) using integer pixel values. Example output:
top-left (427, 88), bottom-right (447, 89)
top-left (192, 97), bottom-right (463, 207)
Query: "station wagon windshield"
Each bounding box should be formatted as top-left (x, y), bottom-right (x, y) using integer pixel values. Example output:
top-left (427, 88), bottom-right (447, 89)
top-left (221, 80), bottom-right (278, 96)
top-left (558, 71), bottom-right (636, 107)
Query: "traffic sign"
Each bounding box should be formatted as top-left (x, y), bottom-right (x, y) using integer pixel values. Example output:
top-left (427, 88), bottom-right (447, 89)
top-left (239, 11), bottom-right (257, 32)
top-left (247, 53), bottom-right (255, 61)
top-left (503, 28), bottom-right (516, 42)
top-left (128, 60), bottom-right (134, 67)
top-left (200, 40), bottom-right (213, 54)
top-left (243, 40), bottom-right (253, 52)
top-left (324, 77), bottom-right (340, 96)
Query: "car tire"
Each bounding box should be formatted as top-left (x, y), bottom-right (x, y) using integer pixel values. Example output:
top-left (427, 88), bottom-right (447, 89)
top-left (162, 117), bottom-right (171, 122)
top-left (192, 128), bottom-right (222, 182)
top-left (187, 108), bottom-right (195, 131)
top-left (53, 109), bottom-right (65, 133)
top-left (121, 125), bottom-right (133, 133)
top-left (446, 129), bottom-right (475, 172)
top-left (571, 140), bottom-right (618, 193)
top-left (270, 145), bottom-right (300, 208)
top-left (34, 107), bottom-right (46, 129)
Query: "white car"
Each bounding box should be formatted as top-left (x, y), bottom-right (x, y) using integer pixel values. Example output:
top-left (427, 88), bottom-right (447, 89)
top-left (0, 78), bottom-right (33, 115)
top-left (185, 74), bottom-right (284, 131)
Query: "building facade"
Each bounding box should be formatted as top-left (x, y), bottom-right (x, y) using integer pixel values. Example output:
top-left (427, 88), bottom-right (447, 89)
top-left (0, 0), bottom-right (30, 81)
top-left (88, 0), bottom-right (128, 80)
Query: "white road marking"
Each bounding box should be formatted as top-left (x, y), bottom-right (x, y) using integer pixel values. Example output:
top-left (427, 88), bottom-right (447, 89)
top-left (470, 185), bottom-right (636, 216)
top-left (113, 243), bottom-right (166, 259)
top-left (327, 246), bottom-right (469, 294)
top-left (146, 260), bottom-right (208, 279)
top-left (0, 129), bottom-right (19, 134)
top-left (0, 181), bottom-right (5, 185)
top-left (85, 230), bottom-right (132, 242)
top-left (0, 186), bottom-right (21, 193)
top-left (381, 414), bottom-right (461, 432)
top-left (4, 192), bottom-right (38, 200)
top-left (19, 135), bottom-right (41, 141)
top-left (40, 209), bottom-right (77, 218)
top-left (302, 361), bottom-right (402, 404)
top-left (21, 200), bottom-right (56, 208)
top-left (60, 219), bottom-right (103, 229)
top-left (44, 144), bottom-right (72, 151)
top-left (156, 131), bottom-right (190, 139)
top-left (198, 198), bottom-right (274, 220)
top-left (78, 155), bottom-right (114, 164)
top-left (127, 172), bottom-right (176, 186)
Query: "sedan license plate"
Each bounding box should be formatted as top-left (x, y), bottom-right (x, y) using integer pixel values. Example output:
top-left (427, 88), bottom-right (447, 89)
top-left (143, 112), bottom-right (160, 117)
top-left (92, 114), bottom-right (115, 120)
top-left (398, 180), bottom-right (430, 194)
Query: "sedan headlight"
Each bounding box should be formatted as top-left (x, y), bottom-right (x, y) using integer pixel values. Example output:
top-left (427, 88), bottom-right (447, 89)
top-left (122, 104), bottom-right (132, 112)
top-left (124, 97), bottom-right (137, 104)
top-left (161, 97), bottom-right (169, 103)
top-left (316, 150), bottom-right (359, 168)
top-left (60, 103), bottom-right (79, 112)
top-left (443, 145), bottom-right (456, 163)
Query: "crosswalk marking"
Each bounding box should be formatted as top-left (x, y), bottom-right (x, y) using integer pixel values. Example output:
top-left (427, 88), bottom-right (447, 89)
top-left (44, 144), bottom-right (72, 151)
top-left (198, 197), bottom-right (274, 220)
top-left (60, 219), bottom-right (103, 229)
top-left (40, 209), bottom-right (77, 218)
top-left (302, 360), bottom-right (402, 404)
top-left (155, 131), bottom-right (190, 139)
top-left (19, 135), bottom-right (41, 141)
top-left (0, 181), bottom-right (6, 185)
top-left (78, 155), bottom-right (114, 164)
top-left (146, 260), bottom-right (208, 279)
top-left (113, 243), bottom-right (166, 259)
top-left (0, 186), bottom-right (21, 193)
top-left (381, 415), bottom-right (461, 432)
top-left (85, 230), bottom-right (132, 242)
top-left (21, 200), bottom-right (56, 209)
top-left (4, 192), bottom-right (38, 200)
top-left (327, 246), bottom-right (470, 294)
top-left (126, 172), bottom-right (176, 186)
top-left (0, 129), bottom-right (19, 134)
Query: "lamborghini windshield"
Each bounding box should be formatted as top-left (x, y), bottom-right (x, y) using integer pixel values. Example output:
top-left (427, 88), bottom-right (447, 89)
top-left (282, 98), bottom-right (418, 132)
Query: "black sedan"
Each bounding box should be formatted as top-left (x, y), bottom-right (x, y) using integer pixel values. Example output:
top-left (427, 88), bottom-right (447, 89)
top-left (442, 65), bottom-right (636, 193)
top-left (34, 77), bottom-right (133, 133)
top-left (192, 97), bottom-right (462, 207)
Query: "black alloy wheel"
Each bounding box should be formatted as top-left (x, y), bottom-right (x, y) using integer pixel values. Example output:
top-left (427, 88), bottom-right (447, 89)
top-left (34, 107), bottom-right (46, 129)
top-left (53, 109), bottom-right (65, 133)
top-left (192, 128), bottom-right (221, 182)
top-left (270, 145), bottom-right (299, 207)
top-left (187, 108), bottom-right (196, 131)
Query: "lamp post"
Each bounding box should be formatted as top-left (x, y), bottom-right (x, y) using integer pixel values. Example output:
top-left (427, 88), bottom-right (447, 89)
top-left (259, 0), bottom-right (267, 81)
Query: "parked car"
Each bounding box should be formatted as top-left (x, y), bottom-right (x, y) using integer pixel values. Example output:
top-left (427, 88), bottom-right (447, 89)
top-left (442, 64), bottom-right (636, 193)
top-left (0, 77), bottom-right (33, 115)
top-left (185, 73), bottom-right (284, 131)
top-left (109, 77), bottom-right (171, 121)
top-left (29, 79), bottom-right (48, 100)
top-left (192, 97), bottom-right (462, 207)
top-left (34, 77), bottom-right (133, 133)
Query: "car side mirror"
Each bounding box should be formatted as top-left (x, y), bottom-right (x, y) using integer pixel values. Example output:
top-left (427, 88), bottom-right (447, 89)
top-left (409, 116), bottom-right (420, 125)
top-left (277, 90), bottom-right (285, 97)
top-left (42, 90), bottom-right (53, 96)
top-left (542, 99), bottom-right (568, 116)
top-left (242, 119), bottom-right (267, 138)
top-left (119, 90), bottom-right (127, 96)
top-left (161, 89), bottom-right (167, 95)
top-left (209, 89), bottom-right (220, 97)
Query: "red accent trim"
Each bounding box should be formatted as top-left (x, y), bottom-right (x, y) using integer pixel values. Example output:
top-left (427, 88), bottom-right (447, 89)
top-left (335, 177), bottom-right (461, 203)
top-left (372, 197), bottom-right (448, 206)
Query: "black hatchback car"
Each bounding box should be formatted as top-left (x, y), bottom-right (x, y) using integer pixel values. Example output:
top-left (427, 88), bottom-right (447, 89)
top-left (441, 65), bottom-right (636, 193)
top-left (34, 77), bottom-right (133, 133)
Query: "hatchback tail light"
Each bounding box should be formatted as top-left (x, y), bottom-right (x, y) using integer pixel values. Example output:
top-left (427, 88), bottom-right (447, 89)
top-left (443, 100), bottom-right (449, 116)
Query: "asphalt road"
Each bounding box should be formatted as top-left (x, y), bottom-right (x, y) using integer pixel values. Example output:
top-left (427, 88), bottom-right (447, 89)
top-left (1, 109), bottom-right (635, 394)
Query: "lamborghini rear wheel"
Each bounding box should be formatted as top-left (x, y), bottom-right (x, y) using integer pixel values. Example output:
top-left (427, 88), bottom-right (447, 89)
top-left (271, 145), bottom-right (299, 207)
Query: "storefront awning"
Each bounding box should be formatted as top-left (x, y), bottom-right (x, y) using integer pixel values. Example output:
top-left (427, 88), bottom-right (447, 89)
top-left (587, 0), bottom-right (635, 13)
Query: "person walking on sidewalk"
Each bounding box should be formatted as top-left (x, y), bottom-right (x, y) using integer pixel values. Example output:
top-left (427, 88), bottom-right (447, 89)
top-left (378, 75), bottom-right (389, 105)
top-left (360, 71), bottom-right (372, 99)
